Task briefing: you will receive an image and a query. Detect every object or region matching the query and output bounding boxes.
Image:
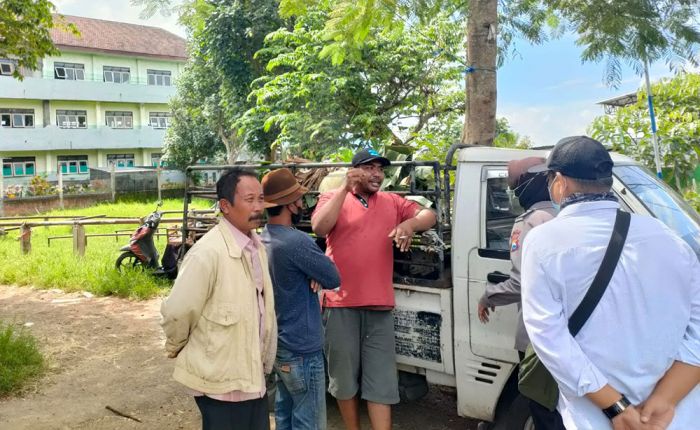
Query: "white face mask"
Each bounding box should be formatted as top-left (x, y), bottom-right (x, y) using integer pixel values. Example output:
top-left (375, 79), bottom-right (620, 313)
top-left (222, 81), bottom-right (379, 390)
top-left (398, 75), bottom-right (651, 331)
top-left (547, 174), bottom-right (564, 212)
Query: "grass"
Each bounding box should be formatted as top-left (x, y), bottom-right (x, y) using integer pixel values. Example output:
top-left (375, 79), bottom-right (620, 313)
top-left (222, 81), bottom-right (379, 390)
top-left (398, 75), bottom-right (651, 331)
top-left (0, 198), bottom-right (211, 299)
top-left (0, 322), bottom-right (45, 396)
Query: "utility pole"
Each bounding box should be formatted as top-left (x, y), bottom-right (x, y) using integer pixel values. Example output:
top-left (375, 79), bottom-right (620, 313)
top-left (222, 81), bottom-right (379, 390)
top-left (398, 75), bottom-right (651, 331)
top-left (643, 59), bottom-right (663, 179)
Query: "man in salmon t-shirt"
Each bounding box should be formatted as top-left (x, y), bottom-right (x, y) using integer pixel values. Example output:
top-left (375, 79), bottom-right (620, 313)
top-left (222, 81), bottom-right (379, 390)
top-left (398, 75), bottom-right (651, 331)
top-left (312, 149), bottom-right (437, 430)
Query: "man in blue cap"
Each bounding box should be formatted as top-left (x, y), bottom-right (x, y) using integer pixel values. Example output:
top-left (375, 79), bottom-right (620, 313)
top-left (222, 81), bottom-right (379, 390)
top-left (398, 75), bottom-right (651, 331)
top-left (312, 148), bottom-right (437, 430)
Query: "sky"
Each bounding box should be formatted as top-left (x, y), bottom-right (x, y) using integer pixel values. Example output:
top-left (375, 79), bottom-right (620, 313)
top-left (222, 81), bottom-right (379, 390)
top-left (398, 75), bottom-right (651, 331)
top-left (53, 0), bottom-right (685, 146)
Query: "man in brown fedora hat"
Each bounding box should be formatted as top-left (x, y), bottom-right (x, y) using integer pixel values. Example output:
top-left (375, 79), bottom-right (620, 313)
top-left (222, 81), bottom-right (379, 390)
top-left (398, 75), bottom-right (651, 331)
top-left (261, 168), bottom-right (340, 430)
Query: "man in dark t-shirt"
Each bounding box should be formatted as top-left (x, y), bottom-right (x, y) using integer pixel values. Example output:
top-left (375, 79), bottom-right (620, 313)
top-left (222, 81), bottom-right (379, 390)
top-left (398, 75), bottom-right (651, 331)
top-left (261, 168), bottom-right (340, 430)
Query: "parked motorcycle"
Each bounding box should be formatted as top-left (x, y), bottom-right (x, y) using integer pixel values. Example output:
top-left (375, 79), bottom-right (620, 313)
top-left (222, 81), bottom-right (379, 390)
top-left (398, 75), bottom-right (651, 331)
top-left (115, 202), bottom-right (181, 279)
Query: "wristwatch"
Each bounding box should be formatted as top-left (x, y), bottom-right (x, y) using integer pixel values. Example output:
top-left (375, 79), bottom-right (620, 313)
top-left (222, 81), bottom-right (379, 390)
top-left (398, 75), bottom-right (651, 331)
top-left (602, 395), bottom-right (631, 420)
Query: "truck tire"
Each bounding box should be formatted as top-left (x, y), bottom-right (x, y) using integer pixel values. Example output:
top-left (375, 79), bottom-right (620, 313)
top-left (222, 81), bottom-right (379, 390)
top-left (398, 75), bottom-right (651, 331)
top-left (398, 371), bottom-right (429, 403)
top-left (490, 394), bottom-right (534, 430)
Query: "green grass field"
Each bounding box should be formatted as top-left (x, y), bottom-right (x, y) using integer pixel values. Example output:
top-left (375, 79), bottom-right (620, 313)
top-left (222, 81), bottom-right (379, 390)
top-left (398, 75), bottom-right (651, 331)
top-left (0, 198), bottom-right (211, 299)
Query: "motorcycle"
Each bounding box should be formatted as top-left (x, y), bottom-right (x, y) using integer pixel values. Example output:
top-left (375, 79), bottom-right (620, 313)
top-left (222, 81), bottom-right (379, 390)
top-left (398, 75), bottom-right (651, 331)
top-left (115, 202), bottom-right (181, 279)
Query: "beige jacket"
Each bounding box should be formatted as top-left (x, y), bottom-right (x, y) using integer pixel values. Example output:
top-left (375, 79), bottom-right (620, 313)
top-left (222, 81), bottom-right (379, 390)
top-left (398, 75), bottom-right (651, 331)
top-left (160, 222), bottom-right (277, 394)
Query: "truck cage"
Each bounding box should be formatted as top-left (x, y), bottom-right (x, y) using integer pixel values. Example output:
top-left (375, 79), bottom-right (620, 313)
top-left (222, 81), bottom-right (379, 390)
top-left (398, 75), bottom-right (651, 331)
top-left (179, 151), bottom-right (467, 288)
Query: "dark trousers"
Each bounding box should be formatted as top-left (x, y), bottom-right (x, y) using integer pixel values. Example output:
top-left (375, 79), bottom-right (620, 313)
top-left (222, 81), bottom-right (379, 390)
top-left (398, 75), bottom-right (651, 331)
top-left (194, 394), bottom-right (270, 430)
top-left (518, 351), bottom-right (566, 430)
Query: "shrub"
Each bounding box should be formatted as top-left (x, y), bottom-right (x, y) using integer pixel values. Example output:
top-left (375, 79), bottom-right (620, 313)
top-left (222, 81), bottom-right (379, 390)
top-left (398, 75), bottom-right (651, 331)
top-left (0, 322), bottom-right (45, 396)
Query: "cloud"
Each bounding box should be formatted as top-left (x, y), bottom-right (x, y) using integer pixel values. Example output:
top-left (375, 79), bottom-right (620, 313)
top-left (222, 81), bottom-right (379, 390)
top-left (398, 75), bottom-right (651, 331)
top-left (53, 0), bottom-right (186, 37)
top-left (498, 101), bottom-right (603, 147)
top-left (544, 78), bottom-right (590, 91)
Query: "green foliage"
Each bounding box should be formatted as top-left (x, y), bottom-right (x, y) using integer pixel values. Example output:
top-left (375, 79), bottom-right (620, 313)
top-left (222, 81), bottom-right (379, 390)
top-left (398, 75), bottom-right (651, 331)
top-left (241, 6), bottom-right (464, 160)
top-left (589, 72), bottom-right (700, 191)
top-left (546, 0), bottom-right (700, 87)
top-left (493, 117), bottom-right (533, 149)
top-left (164, 0), bottom-right (283, 166)
top-left (0, 199), bottom-right (207, 300)
top-left (0, 322), bottom-right (44, 396)
top-left (0, 0), bottom-right (78, 80)
top-left (685, 188), bottom-right (700, 212)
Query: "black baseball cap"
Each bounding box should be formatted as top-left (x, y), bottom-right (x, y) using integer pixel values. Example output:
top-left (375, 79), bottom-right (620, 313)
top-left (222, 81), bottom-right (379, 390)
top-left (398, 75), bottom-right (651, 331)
top-left (528, 136), bottom-right (613, 180)
top-left (351, 149), bottom-right (391, 168)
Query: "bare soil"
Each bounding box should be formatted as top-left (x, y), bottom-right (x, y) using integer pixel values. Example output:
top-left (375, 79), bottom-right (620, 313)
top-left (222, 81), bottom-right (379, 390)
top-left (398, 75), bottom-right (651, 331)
top-left (0, 286), bottom-right (477, 430)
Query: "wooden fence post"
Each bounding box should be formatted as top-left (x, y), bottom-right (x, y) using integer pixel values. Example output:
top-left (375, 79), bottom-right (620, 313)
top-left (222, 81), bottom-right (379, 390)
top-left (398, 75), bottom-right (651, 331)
top-left (20, 224), bottom-right (31, 254)
top-left (73, 223), bottom-right (86, 257)
top-left (110, 164), bottom-right (116, 202)
top-left (58, 171), bottom-right (64, 210)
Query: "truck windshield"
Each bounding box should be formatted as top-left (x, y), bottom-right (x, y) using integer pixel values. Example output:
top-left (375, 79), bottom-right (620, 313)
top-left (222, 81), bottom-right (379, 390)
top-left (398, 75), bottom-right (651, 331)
top-left (614, 165), bottom-right (700, 259)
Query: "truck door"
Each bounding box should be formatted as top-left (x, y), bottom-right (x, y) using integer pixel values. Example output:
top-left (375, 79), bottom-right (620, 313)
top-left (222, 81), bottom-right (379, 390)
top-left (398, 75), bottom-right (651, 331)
top-left (468, 167), bottom-right (524, 363)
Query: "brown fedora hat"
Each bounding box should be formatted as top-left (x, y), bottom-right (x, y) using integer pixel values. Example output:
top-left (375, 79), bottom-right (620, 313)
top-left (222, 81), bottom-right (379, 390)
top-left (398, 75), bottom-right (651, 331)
top-left (262, 168), bottom-right (309, 208)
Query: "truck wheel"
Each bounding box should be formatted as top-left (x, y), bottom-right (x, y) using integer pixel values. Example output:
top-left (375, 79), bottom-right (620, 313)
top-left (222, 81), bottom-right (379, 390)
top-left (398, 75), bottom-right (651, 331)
top-left (491, 394), bottom-right (534, 430)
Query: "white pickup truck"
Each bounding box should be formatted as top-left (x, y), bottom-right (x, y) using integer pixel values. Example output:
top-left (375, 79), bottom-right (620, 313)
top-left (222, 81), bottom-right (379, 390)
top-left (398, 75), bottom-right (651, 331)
top-left (388, 145), bottom-right (700, 430)
top-left (182, 144), bottom-right (700, 430)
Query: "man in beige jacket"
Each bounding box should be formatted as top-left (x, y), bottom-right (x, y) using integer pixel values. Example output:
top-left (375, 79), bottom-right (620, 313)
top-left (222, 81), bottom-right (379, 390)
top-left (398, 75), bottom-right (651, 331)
top-left (161, 167), bottom-right (277, 430)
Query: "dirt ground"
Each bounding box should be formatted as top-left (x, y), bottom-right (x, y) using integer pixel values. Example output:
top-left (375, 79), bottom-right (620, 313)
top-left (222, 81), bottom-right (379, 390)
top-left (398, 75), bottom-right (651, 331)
top-left (0, 285), bottom-right (478, 430)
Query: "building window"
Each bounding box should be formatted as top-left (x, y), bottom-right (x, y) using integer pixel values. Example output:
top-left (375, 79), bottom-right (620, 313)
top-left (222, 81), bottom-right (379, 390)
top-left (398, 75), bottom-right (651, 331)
top-left (0, 60), bottom-right (16, 76)
top-left (2, 157), bottom-right (36, 177)
top-left (147, 69), bottom-right (171, 86)
top-left (54, 62), bottom-right (85, 80)
top-left (0, 108), bottom-right (35, 128)
top-left (57, 155), bottom-right (89, 174)
top-left (150, 153), bottom-right (164, 167)
top-left (149, 112), bottom-right (170, 129)
top-left (103, 66), bottom-right (130, 84)
top-left (56, 110), bottom-right (87, 129)
top-left (107, 154), bottom-right (135, 169)
top-left (105, 111), bottom-right (133, 129)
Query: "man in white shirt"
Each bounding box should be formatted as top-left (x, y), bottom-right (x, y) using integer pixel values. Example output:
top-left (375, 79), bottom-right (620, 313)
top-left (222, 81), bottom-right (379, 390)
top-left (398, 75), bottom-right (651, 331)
top-left (521, 136), bottom-right (700, 430)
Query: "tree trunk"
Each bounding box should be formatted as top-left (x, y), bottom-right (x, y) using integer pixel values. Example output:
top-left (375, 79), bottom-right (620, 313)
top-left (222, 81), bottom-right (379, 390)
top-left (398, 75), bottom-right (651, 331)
top-left (461, 0), bottom-right (498, 146)
top-left (218, 127), bottom-right (240, 164)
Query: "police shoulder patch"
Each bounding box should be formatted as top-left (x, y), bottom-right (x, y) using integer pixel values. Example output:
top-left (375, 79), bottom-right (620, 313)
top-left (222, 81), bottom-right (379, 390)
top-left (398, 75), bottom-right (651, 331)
top-left (510, 229), bottom-right (521, 252)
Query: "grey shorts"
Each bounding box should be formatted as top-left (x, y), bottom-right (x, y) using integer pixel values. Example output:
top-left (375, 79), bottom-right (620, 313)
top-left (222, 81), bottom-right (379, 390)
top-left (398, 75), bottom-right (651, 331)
top-left (323, 307), bottom-right (399, 405)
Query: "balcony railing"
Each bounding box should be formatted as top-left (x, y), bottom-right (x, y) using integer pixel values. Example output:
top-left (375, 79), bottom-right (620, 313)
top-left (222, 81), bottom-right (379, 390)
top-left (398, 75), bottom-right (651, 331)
top-left (0, 75), bottom-right (176, 103)
top-left (0, 126), bottom-right (166, 151)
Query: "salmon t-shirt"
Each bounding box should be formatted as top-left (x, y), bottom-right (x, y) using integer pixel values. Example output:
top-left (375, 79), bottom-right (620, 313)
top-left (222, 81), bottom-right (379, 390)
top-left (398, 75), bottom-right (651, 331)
top-left (314, 191), bottom-right (418, 308)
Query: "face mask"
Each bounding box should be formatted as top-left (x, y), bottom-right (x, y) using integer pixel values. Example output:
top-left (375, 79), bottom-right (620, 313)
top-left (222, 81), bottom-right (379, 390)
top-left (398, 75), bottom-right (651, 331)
top-left (547, 175), bottom-right (562, 212)
top-left (290, 204), bottom-right (303, 225)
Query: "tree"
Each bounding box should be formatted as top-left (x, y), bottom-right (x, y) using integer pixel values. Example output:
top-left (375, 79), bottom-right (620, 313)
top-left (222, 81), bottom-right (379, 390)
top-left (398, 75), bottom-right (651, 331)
top-left (589, 72), bottom-right (700, 191)
top-left (278, 0), bottom-right (700, 149)
top-left (239, 6), bottom-right (464, 160)
top-left (494, 117), bottom-right (532, 149)
top-left (145, 0), bottom-right (283, 164)
top-left (0, 0), bottom-right (78, 80)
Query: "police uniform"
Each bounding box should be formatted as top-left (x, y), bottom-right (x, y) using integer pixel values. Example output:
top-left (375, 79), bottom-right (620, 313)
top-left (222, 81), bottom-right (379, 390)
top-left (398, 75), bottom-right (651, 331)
top-left (478, 200), bottom-right (557, 352)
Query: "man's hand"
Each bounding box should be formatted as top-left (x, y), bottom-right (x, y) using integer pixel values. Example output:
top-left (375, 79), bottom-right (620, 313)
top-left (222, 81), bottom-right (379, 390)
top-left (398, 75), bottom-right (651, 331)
top-left (477, 303), bottom-right (495, 323)
top-left (342, 168), bottom-right (366, 193)
top-left (389, 220), bottom-right (415, 252)
top-left (639, 396), bottom-right (675, 430)
top-left (310, 280), bottom-right (321, 293)
top-left (611, 406), bottom-right (646, 430)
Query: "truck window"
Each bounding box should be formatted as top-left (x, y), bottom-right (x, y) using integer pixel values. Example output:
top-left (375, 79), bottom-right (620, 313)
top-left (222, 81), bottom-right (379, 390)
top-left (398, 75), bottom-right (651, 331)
top-left (485, 175), bottom-right (524, 251)
top-left (614, 165), bottom-right (700, 259)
